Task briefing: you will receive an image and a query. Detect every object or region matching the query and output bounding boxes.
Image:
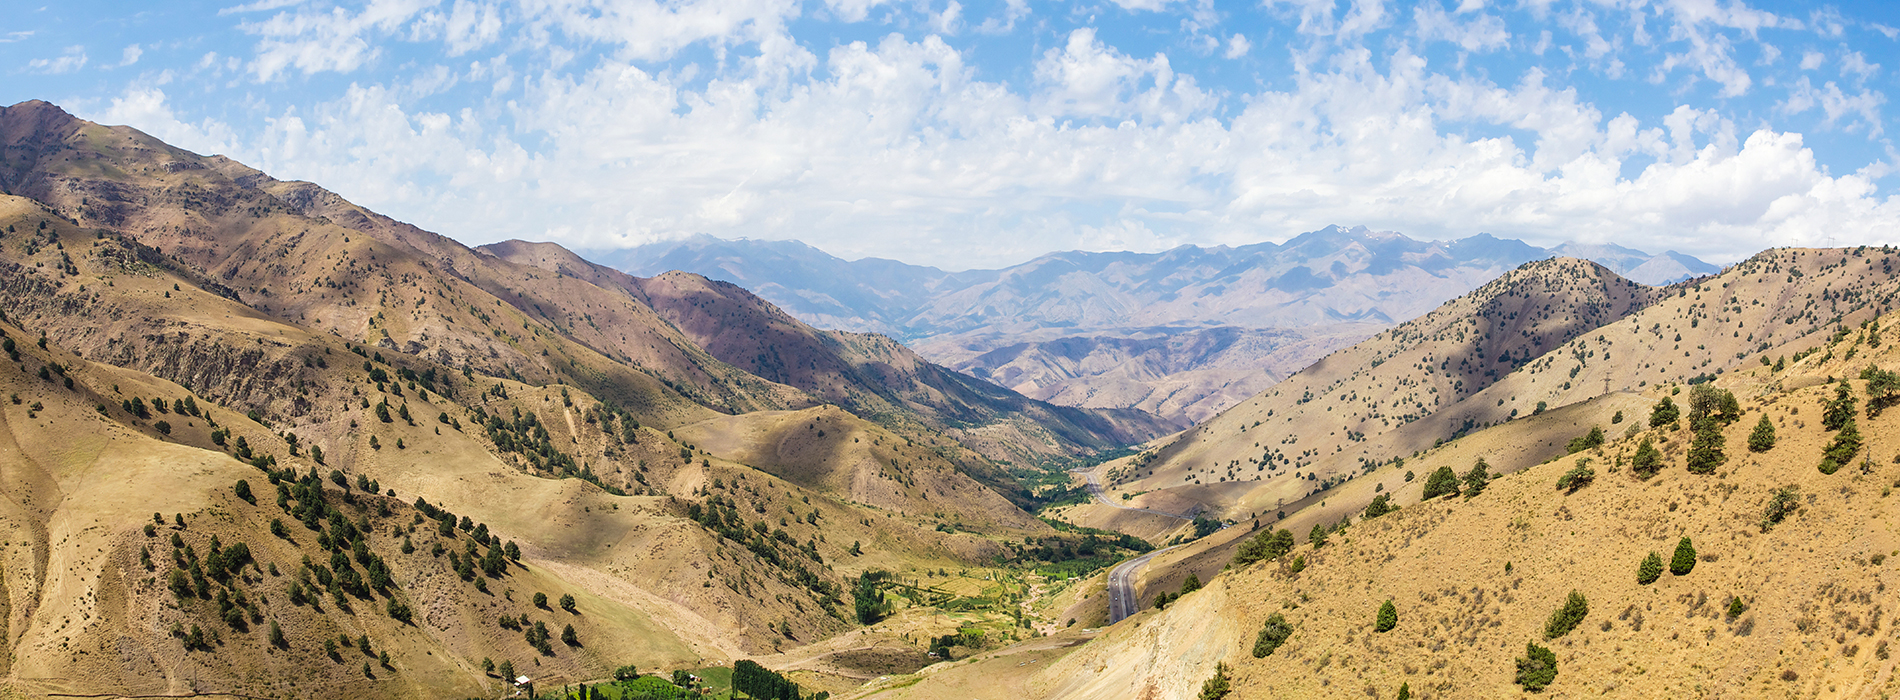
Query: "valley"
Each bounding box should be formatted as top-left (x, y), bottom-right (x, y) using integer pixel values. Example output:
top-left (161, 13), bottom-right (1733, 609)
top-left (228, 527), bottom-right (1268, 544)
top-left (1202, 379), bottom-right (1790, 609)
top-left (2, 96), bottom-right (1896, 700)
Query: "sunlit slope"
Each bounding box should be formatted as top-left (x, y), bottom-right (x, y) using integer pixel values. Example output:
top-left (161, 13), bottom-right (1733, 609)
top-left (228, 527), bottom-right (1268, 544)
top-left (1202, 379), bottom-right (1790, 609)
top-left (1106, 258), bottom-right (1657, 517)
top-left (872, 303), bottom-right (1900, 700)
top-left (1104, 248), bottom-right (1900, 524)
top-left (484, 239), bottom-right (1178, 463)
top-left (0, 100), bottom-right (800, 419)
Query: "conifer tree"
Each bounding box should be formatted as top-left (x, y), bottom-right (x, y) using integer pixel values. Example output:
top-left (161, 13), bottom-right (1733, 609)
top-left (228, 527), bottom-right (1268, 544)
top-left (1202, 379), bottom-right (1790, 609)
top-left (1637, 551), bottom-right (1663, 585)
top-left (1375, 599), bottom-right (1397, 632)
top-left (1684, 416), bottom-right (1725, 475)
top-left (1252, 613), bottom-right (1292, 658)
top-left (1670, 537), bottom-right (1697, 576)
top-left (1308, 523), bottom-right (1328, 548)
top-left (1461, 458), bottom-right (1491, 498)
top-left (1421, 466), bottom-right (1460, 499)
top-left (1823, 380), bottom-right (1858, 430)
top-left (1747, 414), bottom-right (1776, 452)
top-left (1631, 437), bottom-right (1663, 479)
top-left (1543, 590), bottom-right (1589, 639)
top-left (1820, 415), bottom-right (1862, 474)
top-left (1515, 642), bottom-right (1558, 691)
top-left (1649, 396), bottom-right (1679, 427)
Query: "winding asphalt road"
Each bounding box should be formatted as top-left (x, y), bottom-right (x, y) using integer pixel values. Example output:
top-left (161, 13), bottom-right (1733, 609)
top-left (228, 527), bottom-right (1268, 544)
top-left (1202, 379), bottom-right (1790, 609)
top-left (1075, 467), bottom-right (1194, 625)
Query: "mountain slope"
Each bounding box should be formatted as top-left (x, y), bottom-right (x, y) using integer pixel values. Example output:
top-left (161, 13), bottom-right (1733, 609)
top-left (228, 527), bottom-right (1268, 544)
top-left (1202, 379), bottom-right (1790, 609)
top-left (1096, 257), bottom-right (1658, 520)
top-left (850, 268), bottom-right (1900, 700)
top-left (482, 240), bottom-right (1177, 466)
top-left (0, 100), bottom-right (1149, 698)
top-left (1094, 248), bottom-right (1900, 526)
top-left (605, 227), bottom-right (1714, 423)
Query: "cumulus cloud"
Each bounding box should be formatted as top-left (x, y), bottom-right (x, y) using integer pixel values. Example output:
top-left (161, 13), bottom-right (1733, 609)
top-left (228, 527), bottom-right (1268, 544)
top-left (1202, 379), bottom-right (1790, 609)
top-left (1224, 33), bottom-right (1250, 59)
top-left (44, 0), bottom-right (1900, 270)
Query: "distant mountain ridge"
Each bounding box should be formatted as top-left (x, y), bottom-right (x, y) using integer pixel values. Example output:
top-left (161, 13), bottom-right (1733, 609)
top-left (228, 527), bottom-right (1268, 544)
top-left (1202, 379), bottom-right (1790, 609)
top-left (587, 228), bottom-right (1715, 339)
top-left (581, 229), bottom-right (1717, 423)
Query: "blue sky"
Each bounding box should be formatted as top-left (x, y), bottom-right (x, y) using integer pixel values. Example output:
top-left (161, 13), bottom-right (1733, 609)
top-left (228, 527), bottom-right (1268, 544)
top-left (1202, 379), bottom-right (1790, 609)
top-left (4, 0), bottom-right (1898, 269)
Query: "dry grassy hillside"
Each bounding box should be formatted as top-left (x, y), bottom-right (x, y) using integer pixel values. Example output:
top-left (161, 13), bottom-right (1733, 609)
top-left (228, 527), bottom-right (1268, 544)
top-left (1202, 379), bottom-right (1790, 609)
top-left (1102, 258), bottom-right (1657, 519)
top-left (855, 300), bottom-right (1900, 700)
top-left (0, 101), bottom-right (1167, 698)
top-left (925, 324), bottom-right (1383, 425)
top-left (485, 240), bottom-right (1177, 465)
top-left (0, 101), bottom-right (797, 418)
top-left (1100, 248), bottom-right (1900, 526)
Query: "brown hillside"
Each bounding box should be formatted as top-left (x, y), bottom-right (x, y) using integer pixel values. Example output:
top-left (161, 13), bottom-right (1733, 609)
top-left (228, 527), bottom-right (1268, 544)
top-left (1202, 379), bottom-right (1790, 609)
top-left (1102, 257), bottom-right (1658, 519)
top-left (852, 301), bottom-right (1900, 700)
top-left (0, 101), bottom-right (1153, 698)
top-left (484, 240), bottom-right (1178, 465)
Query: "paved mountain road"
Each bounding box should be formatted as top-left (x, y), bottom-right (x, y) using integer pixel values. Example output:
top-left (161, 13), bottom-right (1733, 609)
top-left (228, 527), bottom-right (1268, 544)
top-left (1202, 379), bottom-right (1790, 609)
top-left (1075, 467), bottom-right (1194, 625)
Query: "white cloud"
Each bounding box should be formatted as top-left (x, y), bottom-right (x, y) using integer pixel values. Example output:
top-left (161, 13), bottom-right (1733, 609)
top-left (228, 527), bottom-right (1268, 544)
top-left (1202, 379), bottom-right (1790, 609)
top-left (931, 1), bottom-right (961, 35)
top-left (95, 87), bottom-right (241, 157)
top-left (1224, 33), bottom-right (1250, 59)
top-left (1414, 1), bottom-right (1507, 53)
top-left (1032, 28), bottom-right (1216, 124)
top-left (975, 0), bottom-right (1027, 34)
top-left (822, 0), bottom-right (889, 22)
top-left (28, 46), bottom-right (88, 74)
top-left (114, 44), bottom-right (143, 68)
top-left (1656, 22), bottom-right (1751, 97)
top-left (1265, 0), bottom-right (1391, 42)
top-left (1109, 0), bottom-right (1174, 11)
top-left (59, 0), bottom-right (1900, 270)
top-left (1782, 77), bottom-right (1886, 136)
top-left (1841, 50), bottom-right (1879, 82)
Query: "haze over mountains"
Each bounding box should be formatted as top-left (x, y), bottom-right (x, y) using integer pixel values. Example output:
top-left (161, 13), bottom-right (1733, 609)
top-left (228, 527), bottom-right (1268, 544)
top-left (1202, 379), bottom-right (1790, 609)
top-left (589, 229), bottom-right (1717, 423)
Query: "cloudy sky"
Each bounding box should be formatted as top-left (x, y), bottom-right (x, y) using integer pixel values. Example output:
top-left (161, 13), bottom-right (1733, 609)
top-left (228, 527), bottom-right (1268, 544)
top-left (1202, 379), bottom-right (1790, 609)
top-left (3, 0), bottom-right (1898, 269)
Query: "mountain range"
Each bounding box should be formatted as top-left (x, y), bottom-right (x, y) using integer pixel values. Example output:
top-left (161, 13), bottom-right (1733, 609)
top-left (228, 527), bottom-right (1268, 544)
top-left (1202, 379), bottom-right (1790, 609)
top-left (0, 99), bottom-right (1165, 698)
top-left (587, 230), bottom-right (1717, 422)
top-left (2, 97), bottom-right (1885, 700)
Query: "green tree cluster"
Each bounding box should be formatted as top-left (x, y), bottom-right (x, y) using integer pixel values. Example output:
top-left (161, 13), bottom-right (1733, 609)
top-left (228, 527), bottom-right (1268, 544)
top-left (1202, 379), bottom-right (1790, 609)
top-left (1823, 380), bottom-right (1859, 430)
top-left (1460, 459), bottom-right (1491, 499)
top-left (733, 660), bottom-right (802, 700)
top-left (1362, 494), bottom-right (1394, 519)
top-left (1565, 426), bottom-right (1605, 454)
top-left (1820, 415), bottom-right (1862, 474)
top-left (1630, 437), bottom-right (1663, 479)
top-left (1251, 613), bottom-right (1293, 658)
top-left (1649, 396), bottom-right (1679, 427)
top-left (1231, 529), bottom-right (1295, 567)
top-left (1197, 663), bottom-right (1231, 700)
top-left (1555, 460), bottom-right (1595, 493)
top-left (1421, 466), bottom-right (1460, 499)
top-left (1515, 642), bottom-right (1558, 691)
top-left (1543, 590), bottom-right (1588, 639)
